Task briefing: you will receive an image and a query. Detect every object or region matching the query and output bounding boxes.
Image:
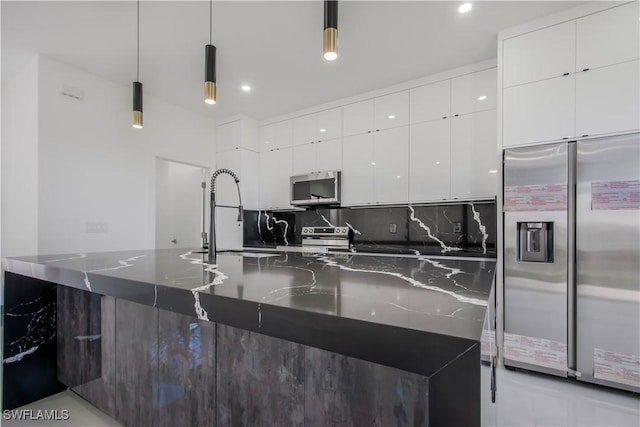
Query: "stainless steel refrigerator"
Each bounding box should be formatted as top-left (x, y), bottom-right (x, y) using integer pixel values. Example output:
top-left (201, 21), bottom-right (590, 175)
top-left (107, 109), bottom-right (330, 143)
top-left (503, 132), bottom-right (639, 392)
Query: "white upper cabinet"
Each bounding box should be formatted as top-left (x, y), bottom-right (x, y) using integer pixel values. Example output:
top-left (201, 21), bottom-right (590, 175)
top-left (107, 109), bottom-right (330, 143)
top-left (259, 148), bottom-right (292, 209)
top-left (373, 126), bottom-right (409, 203)
top-left (259, 120), bottom-right (293, 152)
top-left (292, 139), bottom-right (343, 175)
top-left (343, 99), bottom-right (374, 137)
top-left (451, 68), bottom-right (497, 115)
top-left (450, 110), bottom-right (498, 199)
top-left (341, 133), bottom-right (374, 205)
top-left (503, 21), bottom-right (576, 87)
top-left (292, 114), bottom-right (317, 146)
top-left (409, 119), bottom-right (451, 202)
top-left (316, 108), bottom-right (342, 141)
top-left (410, 80), bottom-right (451, 124)
top-left (343, 92), bottom-right (408, 136)
top-left (576, 60), bottom-right (640, 137)
top-left (503, 75), bottom-right (576, 146)
top-left (576, 2), bottom-right (640, 72)
top-left (374, 91), bottom-right (409, 131)
top-left (293, 107), bottom-right (342, 145)
top-left (216, 120), bottom-right (241, 152)
top-left (316, 139), bottom-right (343, 172)
top-left (292, 143), bottom-right (315, 175)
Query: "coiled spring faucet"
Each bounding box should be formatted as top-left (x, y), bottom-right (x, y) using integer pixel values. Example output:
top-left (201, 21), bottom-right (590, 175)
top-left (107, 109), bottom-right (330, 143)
top-left (208, 168), bottom-right (243, 263)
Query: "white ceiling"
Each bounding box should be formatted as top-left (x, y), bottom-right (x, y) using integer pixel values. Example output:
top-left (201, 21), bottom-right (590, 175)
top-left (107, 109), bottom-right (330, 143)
top-left (2, 1), bottom-right (589, 122)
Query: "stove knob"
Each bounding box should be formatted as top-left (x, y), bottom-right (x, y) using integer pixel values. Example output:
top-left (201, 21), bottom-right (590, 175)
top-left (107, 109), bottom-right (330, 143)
top-left (302, 227), bottom-right (308, 234)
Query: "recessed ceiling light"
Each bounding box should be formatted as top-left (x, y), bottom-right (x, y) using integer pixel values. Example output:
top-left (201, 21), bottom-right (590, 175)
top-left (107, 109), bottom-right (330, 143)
top-left (436, 161), bottom-right (441, 165)
top-left (319, 128), bottom-right (326, 132)
top-left (388, 115), bottom-right (396, 119)
top-left (478, 95), bottom-right (487, 101)
top-left (458, 3), bottom-right (472, 14)
top-left (371, 161), bottom-right (377, 166)
top-left (265, 141), bottom-right (271, 144)
top-left (396, 175), bottom-right (401, 179)
top-left (241, 85), bottom-right (251, 92)
top-left (488, 169), bottom-right (498, 174)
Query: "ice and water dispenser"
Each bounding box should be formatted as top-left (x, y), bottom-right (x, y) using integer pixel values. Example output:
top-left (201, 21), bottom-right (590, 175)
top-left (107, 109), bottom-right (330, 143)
top-left (517, 222), bottom-right (554, 263)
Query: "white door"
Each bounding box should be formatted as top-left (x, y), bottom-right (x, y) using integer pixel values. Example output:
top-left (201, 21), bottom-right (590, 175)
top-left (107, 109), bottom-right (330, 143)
top-left (451, 68), bottom-right (497, 115)
top-left (576, 60), bottom-right (640, 137)
top-left (373, 126), bottom-right (409, 203)
top-left (155, 159), bottom-right (208, 249)
top-left (342, 133), bottom-right (374, 205)
top-left (343, 99), bottom-right (374, 136)
top-left (374, 91), bottom-right (409, 131)
top-left (410, 80), bottom-right (451, 124)
top-left (409, 119), bottom-right (451, 202)
top-left (450, 110), bottom-right (498, 199)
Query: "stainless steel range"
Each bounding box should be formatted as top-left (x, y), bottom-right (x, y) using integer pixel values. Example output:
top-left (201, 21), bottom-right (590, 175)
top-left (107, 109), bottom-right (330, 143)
top-left (301, 226), bottom-right (350, 249)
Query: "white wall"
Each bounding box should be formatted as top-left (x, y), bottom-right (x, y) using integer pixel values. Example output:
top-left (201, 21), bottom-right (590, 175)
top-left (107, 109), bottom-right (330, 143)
top-left (1, 55), bottom-right (217, 256)
top-left (1, 54), bottom-right (39, 257)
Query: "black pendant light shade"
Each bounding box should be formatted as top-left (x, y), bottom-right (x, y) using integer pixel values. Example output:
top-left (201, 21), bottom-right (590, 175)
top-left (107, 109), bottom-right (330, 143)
top-left (323, 0), bottom-right (338, 61)
top-left (132, 81), bottom-right (143, 128)
top-left (205, 44), bottom-right (217, 104)
top-left (132, 0), bottom-right (143, 128)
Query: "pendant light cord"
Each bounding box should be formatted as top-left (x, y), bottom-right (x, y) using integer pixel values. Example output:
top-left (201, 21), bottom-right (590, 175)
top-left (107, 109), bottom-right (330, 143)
top-left (209, 0), bottom-right (213, 44)
top-left (136, 0), bottom-right (140, 81)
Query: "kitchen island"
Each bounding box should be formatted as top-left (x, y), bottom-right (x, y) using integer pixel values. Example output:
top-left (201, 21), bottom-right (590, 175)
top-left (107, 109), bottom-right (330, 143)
top-left (2, 248), bottom-right (495, 426)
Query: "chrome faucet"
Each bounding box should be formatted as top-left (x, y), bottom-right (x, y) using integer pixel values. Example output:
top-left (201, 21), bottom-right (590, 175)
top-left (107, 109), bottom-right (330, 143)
top-left (208, 168), bottom-right (243, 264)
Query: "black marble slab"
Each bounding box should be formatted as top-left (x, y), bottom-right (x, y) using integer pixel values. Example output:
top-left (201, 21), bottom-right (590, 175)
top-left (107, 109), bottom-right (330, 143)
top-left (244, 201), bottom-right (497, 257)
top-left (3, 249), bottom-right (494, 379)
top-left (2, 273), bottom-right (65, 409)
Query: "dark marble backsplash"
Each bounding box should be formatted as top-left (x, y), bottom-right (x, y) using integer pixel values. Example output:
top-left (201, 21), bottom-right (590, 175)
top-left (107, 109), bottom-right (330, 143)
top-left (243, 201), bottom-right (496, 257)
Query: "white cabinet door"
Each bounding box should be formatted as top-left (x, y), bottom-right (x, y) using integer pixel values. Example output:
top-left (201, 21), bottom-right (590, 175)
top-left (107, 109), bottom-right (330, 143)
top-left (259, 148), bottom-right (292, 209)
top-left (272, 120), bottom-right (293, 150)
top-left (450, 110), bottom-right (498, 199)
top-left (316, 138), bottom-right (343, 172)
top-left (258, 123), bottom-right (276, 152)
top-left (410, 80), bottom-right (451, 124)
top-left (373, 126), bottom-right (409, 203)
top-left (293, 114), bottom-right (318, 146)
top-left (576, 60), bottom-right (640, 137)
top-left (409, 120), bottom-right (451, 202)
top-left (316, 108), bottom-right (342, 141)
top-left (342, 133), bottom-right (374, 205)
top-left (503, 75), bottom-right (576, 146)
top-left (452, 68), bottom-right (497, 115)
top-left (217, 120), bottom-right (241, 152)
top-left (503, 21), bottom-right (576, 88)
top-left (292, 143), bottom-right (315, 175)
top-left (343, 99), bottom-right (374, 137)
top-left (374, 91), bottom-right (409, 131)
top-left (576, 2), bottom-right (640, 72)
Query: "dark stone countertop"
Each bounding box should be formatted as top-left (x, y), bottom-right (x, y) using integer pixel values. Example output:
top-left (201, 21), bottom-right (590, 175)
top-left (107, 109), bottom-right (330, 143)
top-left (2, 248), bottom-right (495, 378)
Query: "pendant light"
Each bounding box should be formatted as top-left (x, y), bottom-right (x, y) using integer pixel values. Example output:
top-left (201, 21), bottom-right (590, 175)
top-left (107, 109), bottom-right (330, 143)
top-left (323, 0), bottom-right (338, 61)
top-left (204, 0), bottom-right (217, 104)
top-left (132, 0), bottom-right (143, 128)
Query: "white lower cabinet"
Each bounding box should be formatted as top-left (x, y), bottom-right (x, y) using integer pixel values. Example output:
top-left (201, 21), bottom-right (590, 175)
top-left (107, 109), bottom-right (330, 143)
top-left (373, 126), bottom-right (409, 203)
top-left (576, 60), bottom-right (640, 137)
top-left (409, 119), bottom-right (451, 202)
top-left (503, 75), bottom-right (576, 146)
top-left (342, 133), bottom-right (374, 205)
top-left (259, 148), bottom-right (292, 209)
top-left (450, 110), bottom-right (498, 199)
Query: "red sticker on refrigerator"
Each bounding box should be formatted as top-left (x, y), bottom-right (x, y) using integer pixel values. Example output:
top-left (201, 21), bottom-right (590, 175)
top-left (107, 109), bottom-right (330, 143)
top-left (591, 180), bottom-right (640, 210)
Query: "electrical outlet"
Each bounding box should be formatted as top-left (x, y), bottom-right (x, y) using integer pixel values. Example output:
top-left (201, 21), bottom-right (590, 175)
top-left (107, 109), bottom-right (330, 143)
top-left (389, 223), bottom-right (397, 234)
top-left (85, 221), bottom-right (109, 234)
top-left (453, 222), bottom-right (462, 233)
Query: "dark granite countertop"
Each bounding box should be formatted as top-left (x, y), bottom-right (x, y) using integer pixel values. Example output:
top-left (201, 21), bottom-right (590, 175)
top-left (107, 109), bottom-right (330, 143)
top-left (2, 248), bottom-right (495, 377)
top-left (246, 242), bottom-right (495, 257)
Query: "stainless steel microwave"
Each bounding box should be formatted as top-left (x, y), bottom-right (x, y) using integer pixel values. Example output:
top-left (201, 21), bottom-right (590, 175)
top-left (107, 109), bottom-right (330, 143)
top-left (290, 171), bottom-right (341, 206)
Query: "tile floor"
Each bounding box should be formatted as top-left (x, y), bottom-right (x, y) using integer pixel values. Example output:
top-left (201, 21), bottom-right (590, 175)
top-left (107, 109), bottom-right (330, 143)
top-left (2, 365), bottom-right (638, 426)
